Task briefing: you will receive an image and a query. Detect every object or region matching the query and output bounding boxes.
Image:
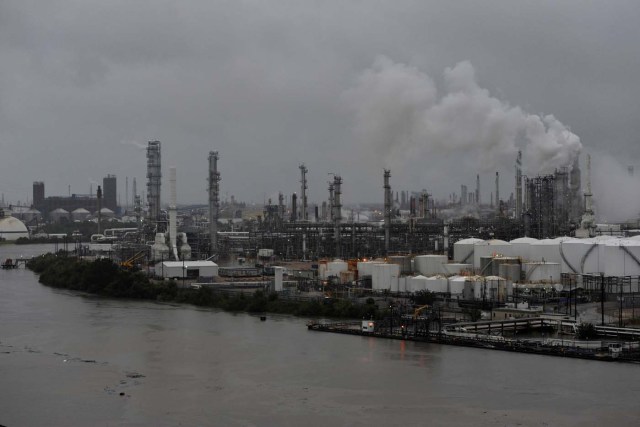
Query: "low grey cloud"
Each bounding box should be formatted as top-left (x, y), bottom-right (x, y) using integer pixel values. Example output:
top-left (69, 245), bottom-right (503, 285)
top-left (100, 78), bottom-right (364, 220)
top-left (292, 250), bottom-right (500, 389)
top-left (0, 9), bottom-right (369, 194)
top-left (1, 1), bottom-right (639, 219)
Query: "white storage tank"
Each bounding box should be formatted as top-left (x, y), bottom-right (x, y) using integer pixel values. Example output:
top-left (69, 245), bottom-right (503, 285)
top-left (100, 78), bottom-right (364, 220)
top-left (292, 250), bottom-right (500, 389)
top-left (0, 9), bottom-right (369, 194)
top-left (453, 238), bottom-right (484, 264)
top-left (357, 260), bottom-right (383, 278)
top-left (441, 263), bottom-right (472, 276)
top-left (498, 263), bottom-right (521, 282)
top-left (414, 254), bottom-right (448, 276)
top-left (509, 237), bottom-right (539, 262)
top-left (473, 240), bottom-right (512, 270)
top-left (530, 237), bottom-right (578, 264)
top-left (522, 262), bottom-right (561, 283)
top-left (371, 263), bottom-right (400, 292)
top-left (448, 275), bottom-right (467, 296)
top-left (388, 256), bottom-right (412, 274)
top-left (407, 275), bottom-right (428, 293)
top-left (485, 276), bottom-right (508, 302)
top-left (604, 239), bottom-right (640, 277)
top-left (425, 275), bottom-right (448, 293)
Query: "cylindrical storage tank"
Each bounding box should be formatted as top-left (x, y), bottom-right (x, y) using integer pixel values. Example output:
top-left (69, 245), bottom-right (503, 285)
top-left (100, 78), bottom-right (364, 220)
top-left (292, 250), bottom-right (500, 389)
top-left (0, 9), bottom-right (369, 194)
top-left (388, 256), bottom-right (412, 274)
top-left (498, 263), bottom-right (521, 282)
top-left (604, 239), bottom-right (640, 277)
top-left (340, 271), bottom-right (355, 284)
top-left (448, 276), bottom-right (467, 296)
top-left (407, 275), bottom-right (428, 293)
top-left (441, 263), bottom-right (472, 276)
top-left (509, 237), bottom-right (539, 262)
top-left (529, 237), bottom-right (577, 264)
top-left (49, 208), bottom-right (70, 223)
top-left (471, 277), bottom-right (485, 300)
top-left (485, 276), bottom-right (507, 302)
top-left (327, 259), bottom-right (348, 278)
top-left (357, 261), bottom-right (383, 278)
top-left (414, 254), bottom-right (448, 276)
top-left (559, 238), bottom-right (590, 274)
top-left (453, 238), bottom-right (484, 264)
top-left (425, 275), bottom-right (448, 293)
top-left (522, 262), bottom-right (561, 283)
top-left (473, 240), bottom-right (512, 270)
top-left (480, 256), bottom-right (494, 276)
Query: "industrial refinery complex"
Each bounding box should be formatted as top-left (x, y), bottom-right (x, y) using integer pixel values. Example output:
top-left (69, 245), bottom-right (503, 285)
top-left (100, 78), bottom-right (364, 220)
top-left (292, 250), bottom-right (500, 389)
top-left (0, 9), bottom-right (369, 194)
top-left (2, 139), bottom-right (640, 357)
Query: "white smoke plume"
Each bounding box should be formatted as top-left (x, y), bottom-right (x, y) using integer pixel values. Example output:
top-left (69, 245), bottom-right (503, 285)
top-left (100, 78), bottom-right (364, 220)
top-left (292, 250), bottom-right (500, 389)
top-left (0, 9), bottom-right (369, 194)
top-left (591, 154), bottom-right (640, 222)
top-left (119, 139), bottom-right (147, 150)
top-left (343, 57), bottom-right (582, 175)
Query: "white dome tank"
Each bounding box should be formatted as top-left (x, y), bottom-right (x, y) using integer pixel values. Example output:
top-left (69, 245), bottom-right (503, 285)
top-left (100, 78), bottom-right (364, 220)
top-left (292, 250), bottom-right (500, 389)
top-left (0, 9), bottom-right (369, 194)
top-left (522, 262), bottom-right (561, 283)
top-left (453, 238), bottom-right (484, 264)
top-left (604, 239), bottom-right (640, 277)
top-left (425, 275), bottom-right (448, 293)
top-left (414, 254), bottom-right (448, 276)
top-left (407, 275), bottom-right (428, 292)
top-left (371, 263), bottom-right (400, 292)
top-left (448, 275), bottom-right (467, 296)
top-left (441, 263), bottom-right (472, 276)
top-left (509, 237), bottom-right (539, 261)
top-left (473, 240), bottom-right (512, 270)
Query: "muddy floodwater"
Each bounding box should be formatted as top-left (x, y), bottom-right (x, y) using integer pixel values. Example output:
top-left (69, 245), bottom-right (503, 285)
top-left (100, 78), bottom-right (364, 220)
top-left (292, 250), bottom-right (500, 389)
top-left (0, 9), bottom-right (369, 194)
top-left (1, 245), bottom-right (639, 426)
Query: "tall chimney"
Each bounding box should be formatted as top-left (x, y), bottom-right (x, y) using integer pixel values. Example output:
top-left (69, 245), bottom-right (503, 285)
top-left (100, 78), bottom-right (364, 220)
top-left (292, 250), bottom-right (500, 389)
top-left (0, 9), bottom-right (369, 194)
top-left (208, 151), bottom-right (220, 255)
top-left (495, 171), bottom-right (500, 213)
top-left (299, 164), bottom-right (308, 221)
top-left (383, 169), bottom-right (391, 254)
top-left (291, 193), bottom-right (298, 221)
top-left (516, 151), bottom-right (522, 219)
top-left (476, 174), bottom-right (480, 205)
top-left (333, 175), bottom-right (342, 257)
top-left (169, 167), bottom-right (179, 260)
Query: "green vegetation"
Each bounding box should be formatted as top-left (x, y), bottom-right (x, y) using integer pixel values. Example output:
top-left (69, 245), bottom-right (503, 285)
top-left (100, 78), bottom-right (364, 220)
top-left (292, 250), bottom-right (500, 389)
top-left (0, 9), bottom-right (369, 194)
top-left (576, 322), bottom-right (598, 340)
top-left (27, 253), bottom-right (381, 319)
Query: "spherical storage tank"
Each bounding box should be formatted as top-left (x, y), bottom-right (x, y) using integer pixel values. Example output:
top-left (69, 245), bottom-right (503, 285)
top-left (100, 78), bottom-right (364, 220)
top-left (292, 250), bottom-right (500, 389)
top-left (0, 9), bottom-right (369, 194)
top-left (453, 238), bottom-right (484, 264)
top-left (509, 237), bottom-right (539, 261)
top-left (0, 214), bottom-right (29, 241)
top-left (414, 255), bottom-right (447, 276)
top-left (604, 239), bottom-right (640, 277)
top-left (473, 240), bottom-right (512, 270)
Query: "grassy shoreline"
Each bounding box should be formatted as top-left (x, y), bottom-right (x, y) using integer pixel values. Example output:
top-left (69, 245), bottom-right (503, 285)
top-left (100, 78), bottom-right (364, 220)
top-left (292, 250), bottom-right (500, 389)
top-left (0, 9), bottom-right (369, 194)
top-left (26, 253), bottom-right (382, 319)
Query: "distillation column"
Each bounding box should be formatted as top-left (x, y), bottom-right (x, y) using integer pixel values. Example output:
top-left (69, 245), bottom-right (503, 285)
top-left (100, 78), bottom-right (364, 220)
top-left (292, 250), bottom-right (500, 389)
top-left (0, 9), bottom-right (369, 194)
top-left (169, 167), bottom-right (179, 260)
top-left (146, 141), bottom-right (162, 226)
top-left (516, 151), bottom-right (522, 219)
top-left (208, 151), bottom-right (220, 255)
top-left (300, 164), bottom-right (308, 221)
top-left (333, 175), bottom-right (342, 257)
top-left (384, 169), bottom-right (391, 254)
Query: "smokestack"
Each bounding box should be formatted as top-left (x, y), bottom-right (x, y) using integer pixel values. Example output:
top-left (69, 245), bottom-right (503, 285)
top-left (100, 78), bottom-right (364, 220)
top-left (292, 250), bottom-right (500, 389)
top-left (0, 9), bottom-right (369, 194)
top-left (476, 174), bottom-right (480, 205)
top-left (516, 151), bottom-right (523, 219)
top-left (328, 182), bottom-right (335, 221)
top-left (208, 151), bottom-right (220, 255)
top-left (96, 185), bottom-right (102, 234)
top-left (146, 141), bottom-right (162, 225)
top-left (333, 175), bottom-right (342, 256)
top-left (383, 169), bottom-right (391, 254)
top-left (169, 167), bottom-right (178, 261)
top-left (495, 171), bottom-right (500, 213)
top-left (300, 164), bottom-right (308, 221)
top-left (585, 154), bottom-right (593, 214)
top-left (291, 193), bottom-right (298, 221)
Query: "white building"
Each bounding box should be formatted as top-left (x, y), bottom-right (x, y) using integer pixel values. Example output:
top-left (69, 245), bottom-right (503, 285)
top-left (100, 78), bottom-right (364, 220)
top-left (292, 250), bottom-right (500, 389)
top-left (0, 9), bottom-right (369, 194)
top-left (155, 261), bottom-right (218, 279)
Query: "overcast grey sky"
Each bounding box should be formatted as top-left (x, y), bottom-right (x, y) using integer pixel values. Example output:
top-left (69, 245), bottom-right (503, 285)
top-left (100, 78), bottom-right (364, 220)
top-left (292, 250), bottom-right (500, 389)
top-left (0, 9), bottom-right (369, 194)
top-left (1, 1), bottom-right (639, 219)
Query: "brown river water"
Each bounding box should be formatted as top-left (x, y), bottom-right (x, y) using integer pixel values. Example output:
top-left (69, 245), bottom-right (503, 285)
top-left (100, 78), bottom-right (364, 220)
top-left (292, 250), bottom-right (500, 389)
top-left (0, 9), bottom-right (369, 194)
top-left (1, 245), bottom-right (639, 426)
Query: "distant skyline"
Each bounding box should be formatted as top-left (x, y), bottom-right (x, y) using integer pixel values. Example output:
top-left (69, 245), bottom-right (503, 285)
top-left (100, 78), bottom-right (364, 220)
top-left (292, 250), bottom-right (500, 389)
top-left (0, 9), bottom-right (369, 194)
top-left (1, 1), bottom-right (640, 221)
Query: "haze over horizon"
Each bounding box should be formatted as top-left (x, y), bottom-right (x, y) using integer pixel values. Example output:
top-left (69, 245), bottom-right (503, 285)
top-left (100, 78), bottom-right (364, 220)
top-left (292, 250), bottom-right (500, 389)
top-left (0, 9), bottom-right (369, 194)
top-left (1, 1), bottom-right (639, 220)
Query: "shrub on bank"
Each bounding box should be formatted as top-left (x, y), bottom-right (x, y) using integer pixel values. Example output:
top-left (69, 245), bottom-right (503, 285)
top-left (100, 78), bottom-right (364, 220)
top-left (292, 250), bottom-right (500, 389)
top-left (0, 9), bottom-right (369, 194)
top-left (27, 254), bottom-right (381, 320)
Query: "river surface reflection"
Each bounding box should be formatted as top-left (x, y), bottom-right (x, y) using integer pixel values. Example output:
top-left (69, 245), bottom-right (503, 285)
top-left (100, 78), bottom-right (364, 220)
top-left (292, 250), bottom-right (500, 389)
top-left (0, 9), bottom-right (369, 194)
top-left (0, 245), bottom-right (638, 426)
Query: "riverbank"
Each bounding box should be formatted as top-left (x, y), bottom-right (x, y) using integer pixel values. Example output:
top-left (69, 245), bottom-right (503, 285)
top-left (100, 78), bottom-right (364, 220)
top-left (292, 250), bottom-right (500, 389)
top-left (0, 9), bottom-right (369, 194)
top-left (26, 253), bottom-right (381, 319)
